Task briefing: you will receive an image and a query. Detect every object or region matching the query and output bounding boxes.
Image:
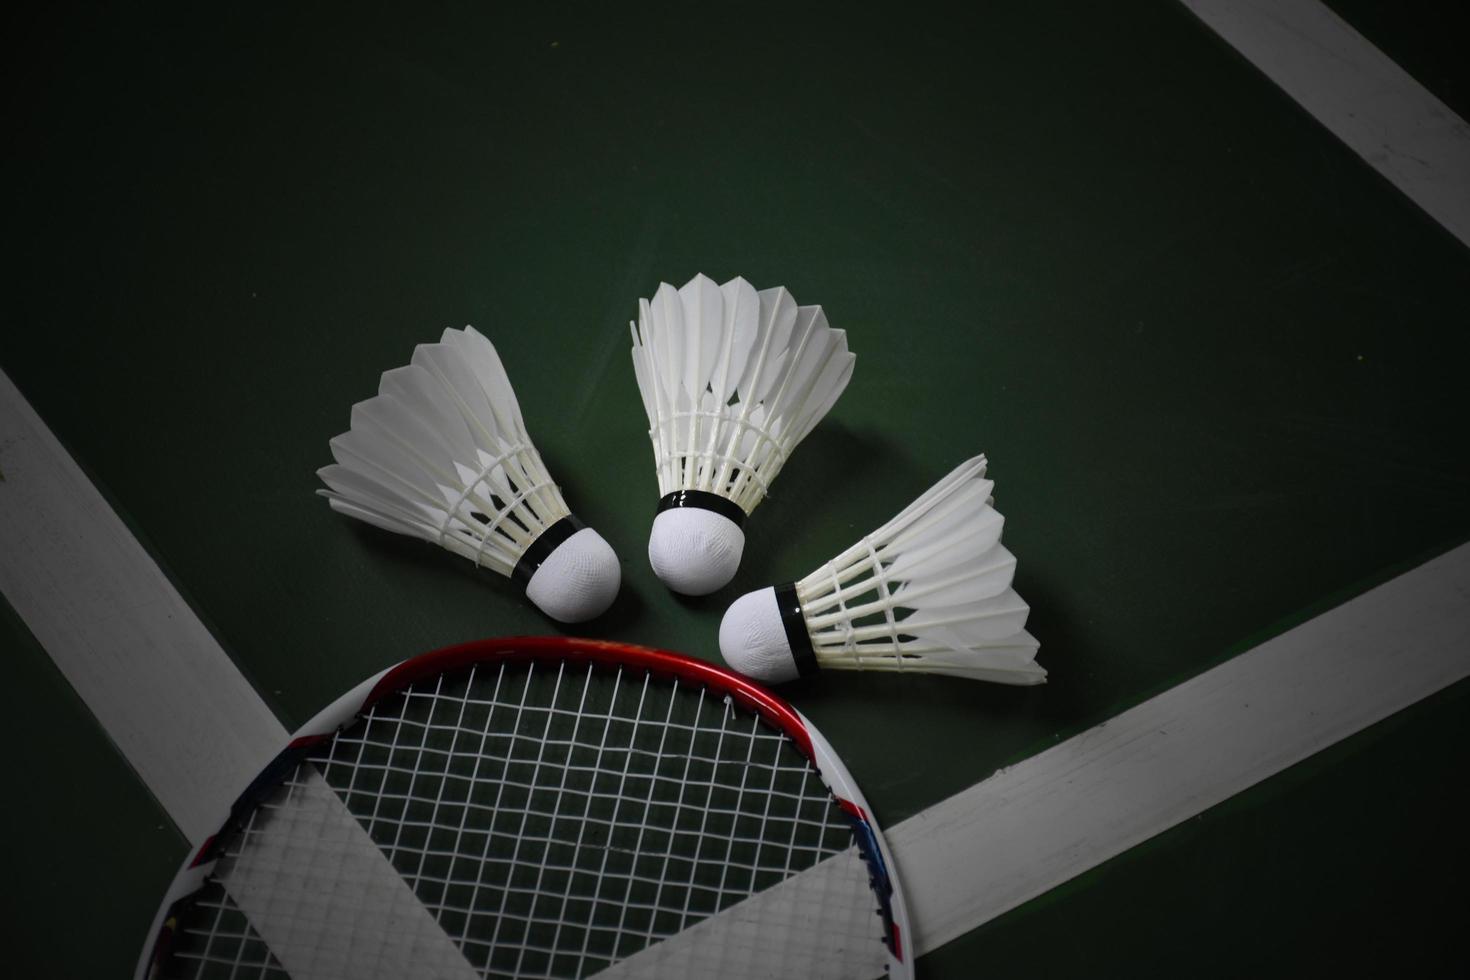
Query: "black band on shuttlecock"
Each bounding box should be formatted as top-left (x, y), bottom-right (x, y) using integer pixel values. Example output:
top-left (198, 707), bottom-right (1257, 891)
top-left (773, 581), bottom-right (819, 679)
top-left (512, 515), bottom-right (586, 591)
top-left (655, 490), bottom-right (746, 528)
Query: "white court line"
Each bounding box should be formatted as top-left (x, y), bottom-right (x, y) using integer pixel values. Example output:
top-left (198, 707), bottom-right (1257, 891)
top-left (891, 541), bottom-right (1470, 955)
top-left (638, 540), bottom-right (1470, 971)
top-left (4, 354), bottom-right (1469, 972)
top-left (1180, 0), bottom-right (1470, 249)
top-left (0, 369), bottom-right (478, 980)
top-left (0, 370), bottom-right (283, 841)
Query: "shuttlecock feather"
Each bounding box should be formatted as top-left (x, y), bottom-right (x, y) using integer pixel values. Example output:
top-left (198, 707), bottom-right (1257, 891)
top-left (318, 327), bottom-right (621, 623)
top-left (631, 273), bottom-right (854, 594)
top-left (719, 456), bottom-right (1044, 684)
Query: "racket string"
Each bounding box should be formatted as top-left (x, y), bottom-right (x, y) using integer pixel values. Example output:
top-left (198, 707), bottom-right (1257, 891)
top-left (159, 658), bottom-right (862, 979)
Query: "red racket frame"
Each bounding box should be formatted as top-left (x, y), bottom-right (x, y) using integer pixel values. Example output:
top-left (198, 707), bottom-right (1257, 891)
top-left (139, 637), bottom-right (911, 978)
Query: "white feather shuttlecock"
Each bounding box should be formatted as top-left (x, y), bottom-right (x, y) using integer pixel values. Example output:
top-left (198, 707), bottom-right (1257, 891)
top-left (719, 455), bottom-right (1044, 684)
top-left (631, 273), bottom-right (854, 595)
top-left (317, 326), bottom-right (621, 623)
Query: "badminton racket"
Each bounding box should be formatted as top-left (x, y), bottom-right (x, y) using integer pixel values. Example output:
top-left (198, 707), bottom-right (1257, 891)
top-left (137, 636), bottom-right (911, 979)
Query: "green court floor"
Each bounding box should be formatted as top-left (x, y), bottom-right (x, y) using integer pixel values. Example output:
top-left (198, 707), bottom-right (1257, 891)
top-left (4, 3), bottom-right (1468, 976)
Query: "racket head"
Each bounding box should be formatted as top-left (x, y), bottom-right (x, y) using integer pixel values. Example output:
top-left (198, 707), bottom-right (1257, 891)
top-left (137, 636), bottom-right (912, 979)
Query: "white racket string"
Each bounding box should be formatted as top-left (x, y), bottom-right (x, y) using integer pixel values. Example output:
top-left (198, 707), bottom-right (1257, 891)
top-left (154, 657), bottom-right (866, 979)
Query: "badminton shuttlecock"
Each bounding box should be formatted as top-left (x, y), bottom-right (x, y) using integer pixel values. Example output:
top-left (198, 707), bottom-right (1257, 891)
top-left (317, 327), bottom-right (621, 623)
top-left (719, 456), bottom-right (1044, 684)
top-left (631, 273), bottom-right (854, 595)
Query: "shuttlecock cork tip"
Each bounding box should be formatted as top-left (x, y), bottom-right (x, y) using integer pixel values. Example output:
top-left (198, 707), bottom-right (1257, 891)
top-left (719, 586), bottom-right (804, 684)
top-left (524, 526), bottom-right (621, 623)
top-left (647, 507), bottom-right (745, 596)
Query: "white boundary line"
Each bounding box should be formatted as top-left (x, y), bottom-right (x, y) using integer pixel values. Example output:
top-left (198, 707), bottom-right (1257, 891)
top-left (890, 540), bottom-right (1470, 955)
top-left (617, 540), bottom-right (1470, 973)
top-left (0, 369), bottom-right (477, 979)
top-left (5, 353), bottom-right (1469, 972)
top-left (0, 369), bottom-right (284, 842)
top-left (1180, 0), bottom-right (1470, 249)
